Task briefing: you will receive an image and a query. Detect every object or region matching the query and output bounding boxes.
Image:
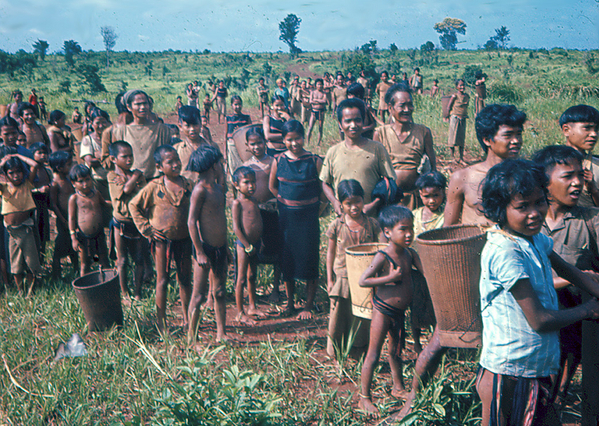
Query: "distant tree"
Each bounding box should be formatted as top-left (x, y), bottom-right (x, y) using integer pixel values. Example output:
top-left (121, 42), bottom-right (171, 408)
top-left (420, 41), bottom-right (435, 54)
top-left (360, 43), bottom-right (372, 56)
top-left (389, 43), bottom-right (398, 55)
top-left (369, 40), bottom-right (378, 54)
top-left (279, 14), bottom-right (302, 59)
top-left (77, 64), bottom-right (106, 93)
top-left (433, 17), bottom-right (466, 50)
top-left (32, 39), bottom-right (49, 61)
top-left (100, 26), bottom-right (118, 68)
top-left (484, 38), bottom-right (499, 50)
top-left (493, 26), bottom-right (510, 49)
top-left (63, 40), bottom-right (82, 67)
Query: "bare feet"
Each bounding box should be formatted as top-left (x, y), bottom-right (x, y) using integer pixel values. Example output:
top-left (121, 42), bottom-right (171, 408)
top-left (358, 396), bottom-right (380, 418)
top-left (297, 309), bottom-right (313, 320)
top-left (236, 313), bottom-right (257, 326)
top-left (391, 387), bottom-right (408, 400)
top-left (247, 307), bottom-right (267, 319)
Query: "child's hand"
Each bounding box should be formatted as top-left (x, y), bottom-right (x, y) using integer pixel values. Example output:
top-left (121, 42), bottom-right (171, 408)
top-left (150, 227), bottom-right (166, 241)
top-left (195, 251), bottom-right (210, 268)
top-left (583, 169), bottom-right (596, 191)
top-left (386, 264), bottom-right (403, 284)
top-left (327, 278), bottom-right (335, 294)
top-left (585, 298), bottom-right (599, 320)
top-left (112, 175), bottom-right (126, 185)
top-left (332, 199), bottom-right (343, 217)
top-left (71, 235), bottom-right (80, 252)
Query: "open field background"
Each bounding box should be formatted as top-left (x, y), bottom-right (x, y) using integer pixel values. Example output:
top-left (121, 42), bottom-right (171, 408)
top-left (0, 48), bottom-right (598, 425)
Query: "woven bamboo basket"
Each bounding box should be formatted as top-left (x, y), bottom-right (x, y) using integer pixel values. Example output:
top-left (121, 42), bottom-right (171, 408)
top-left (345, 243), bottom-right (388, 319)
top-left (414, 225), bottom-right (486, 348)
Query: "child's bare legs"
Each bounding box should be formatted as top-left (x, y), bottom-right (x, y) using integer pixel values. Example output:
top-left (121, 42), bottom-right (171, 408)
top-left (211, 262), bottom-right (228, 341)
top-left (24, 273), bottom-right (35, 298)
top-left (307, 113), bottom-right (316, 145)
top-left (398, 328), bottom-right (447, 418)
top-left (235, 246), bottom-right (256, 325)
top-left (284, 278), bottom-right (296, 314)
top-left (476, 368), bottom-right (493, 426)
top-left (174, 250), bottom-right (192, 327)
top-left (411, 322), bottom-right (423, 354)
top-left (246, 259), bottom-right (262, 317)
top-left (188, 261), bottom-right (209, 344)
top-left (78, 248), bottom-right (90, 276)
top-left (153, 240), bottom-right (169, 333)
top-left (327, 296), bottom-right (351, 357)
top-left (360, 309), bottom-right (392, 417)
top-left (317, 116), bottom-right (324, 146)
top-left (132, 239), bottom-right (145, 299)
top-left (114, 231), bottom-right (130, 298)
top-left (14, 274), bottom-right (23, 294)
top-left (297, 278), bottom-right (317, 320)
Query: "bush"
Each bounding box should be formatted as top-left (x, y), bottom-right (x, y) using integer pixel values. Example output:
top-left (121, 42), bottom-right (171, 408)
top-left (488, 80), bottom-right (523, 103)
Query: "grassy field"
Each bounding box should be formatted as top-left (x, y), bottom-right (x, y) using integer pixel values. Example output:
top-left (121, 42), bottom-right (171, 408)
top-left (0, 48), bottom-right (598, 424)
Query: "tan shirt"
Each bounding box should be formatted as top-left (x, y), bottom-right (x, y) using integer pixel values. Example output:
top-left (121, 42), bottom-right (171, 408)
top-left (102, 122), bottom-right (173, 179)
top-left (580, 154), bottom-right (599, 208)
top-left (320, 140), bottom-right (395, 204)
top-left (129, 176), bottom-right (192, 241)
top-left (80, 135), bottom-right (108, 180)
top-left (0, 181), bottom-right (36, 214)
top-left (173, 138), bottom-right (220, 184)
top-left (450, 92), bottom-right (470, 118)
top-left (375, 124), bottom-right (432, 171)
top-left (107, 170), bottom-right (147, 222)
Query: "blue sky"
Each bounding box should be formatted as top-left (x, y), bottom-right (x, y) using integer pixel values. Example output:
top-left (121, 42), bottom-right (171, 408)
top-left (0, 0), bottom-right (597, 53)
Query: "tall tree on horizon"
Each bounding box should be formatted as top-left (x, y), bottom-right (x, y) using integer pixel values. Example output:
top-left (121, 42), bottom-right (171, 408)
top-left (63, 40), bottom-right (82, 67)
top-left (494, 26), bottom-right (510, 49)
top-left (279, 14), bottom-right (302, 59)
top-left (101, 26), bottom-right (118, 68)
top-left (433, 17), bottom-right (467, 50)
top-left (32, 39), bottom-right (49, 61)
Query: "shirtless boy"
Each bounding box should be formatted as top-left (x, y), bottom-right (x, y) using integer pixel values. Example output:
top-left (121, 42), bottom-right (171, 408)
top-left (242, 127), bottom-right (282, 301)
top-left (232, 166), bottom-right (265, 325)
top-left (256, 77), bottom-right (270, 118)
top-left (49, 151), bottom-right (77, 278)
top-left (108, 141), bottom-right (147, 300)
top-left (397, 104), bottom-right (528, 420)
top-left (186, 145), bottom-right (229, 343)
top-left (376, 71), bottom-right (392, 123)
top-left (68, 164), bottom-right (111, 276)
top-left (307, 78), bottom-right (328, 146)
top-left (18, 103), bottom-right (49, 148)
top-left (444, 104), bottom-right (527, 226)
top-left (129, 145), bottom-right (193, 333)
top-left (358, 206), bottom-right (424, 417)
top-left (331, 74), bottom-right (348, 118)
top-left (72, 107), bottom-right (82, 124)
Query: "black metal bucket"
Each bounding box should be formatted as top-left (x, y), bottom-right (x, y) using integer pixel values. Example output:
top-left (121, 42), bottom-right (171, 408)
top-left (72, 269), bottom-right (123, 332)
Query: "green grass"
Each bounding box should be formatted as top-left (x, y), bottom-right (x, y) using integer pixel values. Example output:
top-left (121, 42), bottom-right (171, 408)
top-left (1, 47), bottom-right (596, 424)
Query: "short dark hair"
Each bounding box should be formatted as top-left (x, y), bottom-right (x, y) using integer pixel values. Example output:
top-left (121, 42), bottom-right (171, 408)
top-left (115, 93), bottom-right (129, 115)
top-left (153, 145), bottom-right (177, 167)
top-left (378, 205), bottom-right (413, 230)
top-left (336, 98), bottom-right (366, 122)
top-left (475, 104), bottom-right (527, 153)
top-left (385, 82), bottom-right (412, 106)
top-left (415, 171), bottom-right (447, 190)
top-left (17, 102), bottom-right (36, 118)
top-left (371, 177), bottom-right (403, 213)
top-left (532, 145), bottom-right (583, 177)
top-left (0, 116), bottom-right (20, 131)
top-left (178, 105), bottom-right (201, 125)
top-left (2, 156), bottom-right (27, 175)
top-left (315, 78), bottom-right (324, 85)
top-left (559, 105), bottom-right (599, 127)
top-left (481, 159), bottom-right (547, 226)
top-left (109, 141), bottom-right (133, 158)
top-left (347, 83), bottom-right (365, 99)
top-left (245, 126), bottom-right (265, 143)
top-left (29, 142), bottom-right (49, 155)
top-left (90, 108), bottom-right (110, 123)
top-left (49, 151), bottom-right (72, 172)
top-left (187, 144), bottom-right (223, 174)
top-left (231, 95), bottom-right (243, 105)
top-left (337, 179), bottom-right (364, 203)
top-left (69, 164), bottom-right (92, 182)
top-left (48, 110), bottom-right (66, 126)
top-left (281, 120), bottom-right (305, 138)
top-left (232, 166), bottom-right (255, 184)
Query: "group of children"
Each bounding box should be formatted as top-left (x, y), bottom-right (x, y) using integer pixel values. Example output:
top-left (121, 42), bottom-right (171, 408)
top-left (5, 73), bottom-right (599, 422)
